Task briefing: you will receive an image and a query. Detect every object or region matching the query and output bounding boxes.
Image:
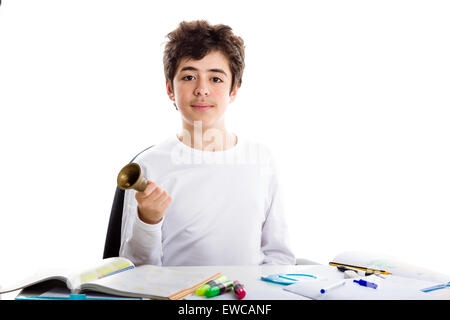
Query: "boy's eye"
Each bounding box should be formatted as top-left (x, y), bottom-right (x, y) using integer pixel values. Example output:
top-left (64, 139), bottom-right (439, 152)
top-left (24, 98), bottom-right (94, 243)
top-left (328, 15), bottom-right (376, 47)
top-left (212, 77), bottom-right (223, 83)
top-left (182, 75), bottom-right (195, 81)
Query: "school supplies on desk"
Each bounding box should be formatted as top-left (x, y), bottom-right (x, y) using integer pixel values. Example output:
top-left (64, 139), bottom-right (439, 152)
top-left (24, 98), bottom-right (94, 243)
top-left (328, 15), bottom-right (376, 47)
top-left (0, 257), bottom-right (222, 300)
top-left (199, 278), bottom-right (246, 300)
top-left (205, 281), bottom-right (234, 298)
top-left (282, 251), bottom-right (450, 300)
top-left (332, 251), bottom-right (450, 283)
top-left (196, 275), bottom-right (228, 296)
top-left (329, 262), bottom-right (391, 275)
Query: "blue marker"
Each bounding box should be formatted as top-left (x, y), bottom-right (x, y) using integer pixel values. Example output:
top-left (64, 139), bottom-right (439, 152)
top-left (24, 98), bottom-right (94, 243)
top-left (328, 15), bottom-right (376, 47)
top-left (421, 282), bottom-right (450, 293)
top-left (353, 279), bottom-right (378, 289)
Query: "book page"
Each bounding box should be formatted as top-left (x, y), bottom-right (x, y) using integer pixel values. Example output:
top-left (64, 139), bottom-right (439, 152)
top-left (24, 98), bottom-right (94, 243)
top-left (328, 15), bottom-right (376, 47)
top-left (0, 267), bottom-right (71, 294)
top-left (80, 265), bottom-right (221, 299)
top-left (69, 257), bottom-right (134, 292)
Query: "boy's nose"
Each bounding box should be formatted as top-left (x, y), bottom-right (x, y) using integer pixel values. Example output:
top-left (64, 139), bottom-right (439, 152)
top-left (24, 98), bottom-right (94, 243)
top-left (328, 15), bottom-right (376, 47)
top-left (194, 86), bottom-right (210, 96)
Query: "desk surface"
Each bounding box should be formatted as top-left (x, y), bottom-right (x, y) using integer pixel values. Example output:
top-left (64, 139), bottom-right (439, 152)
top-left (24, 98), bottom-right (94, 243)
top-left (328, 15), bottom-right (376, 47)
top-left (4, 264), bottom-right (446, 300)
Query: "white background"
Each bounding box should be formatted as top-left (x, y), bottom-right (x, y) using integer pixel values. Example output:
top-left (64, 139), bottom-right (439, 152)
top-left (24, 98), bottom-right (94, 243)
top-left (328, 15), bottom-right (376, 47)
top-left (1, 0), bottom-right (449, 287)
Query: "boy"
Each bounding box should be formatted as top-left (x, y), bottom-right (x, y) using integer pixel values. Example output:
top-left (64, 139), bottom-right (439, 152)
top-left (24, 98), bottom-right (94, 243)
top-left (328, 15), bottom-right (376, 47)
top-left (119, 20), bottom-right (295, 266)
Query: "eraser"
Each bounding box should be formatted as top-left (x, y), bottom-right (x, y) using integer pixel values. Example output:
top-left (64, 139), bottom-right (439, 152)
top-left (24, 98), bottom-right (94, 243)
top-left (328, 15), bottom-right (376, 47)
top-left (344, 270), bottom-right (359, 279)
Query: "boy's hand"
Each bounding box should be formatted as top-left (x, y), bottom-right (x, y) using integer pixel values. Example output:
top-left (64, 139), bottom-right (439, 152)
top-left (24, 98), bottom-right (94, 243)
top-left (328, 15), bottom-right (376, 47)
top-left (135, 180), bottom-right (172, 225)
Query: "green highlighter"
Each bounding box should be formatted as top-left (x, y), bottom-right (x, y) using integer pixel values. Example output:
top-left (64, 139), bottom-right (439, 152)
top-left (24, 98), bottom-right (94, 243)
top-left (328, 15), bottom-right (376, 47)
top-left (205, 281), bottom-right (234, 298)
top-left (195, 275), bottom-right (228, 296)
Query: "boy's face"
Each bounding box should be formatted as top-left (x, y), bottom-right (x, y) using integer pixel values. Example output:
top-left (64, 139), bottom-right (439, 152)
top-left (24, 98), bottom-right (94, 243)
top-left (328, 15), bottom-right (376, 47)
top-left (166, 50), bottom-right (239, 130)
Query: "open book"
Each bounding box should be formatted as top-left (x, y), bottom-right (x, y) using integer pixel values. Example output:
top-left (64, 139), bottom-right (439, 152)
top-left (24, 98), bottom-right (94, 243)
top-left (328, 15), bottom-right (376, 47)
top-left (0, 257), bottom-right (222, 300)
top-left (284, 251), bottom-right (450, 300)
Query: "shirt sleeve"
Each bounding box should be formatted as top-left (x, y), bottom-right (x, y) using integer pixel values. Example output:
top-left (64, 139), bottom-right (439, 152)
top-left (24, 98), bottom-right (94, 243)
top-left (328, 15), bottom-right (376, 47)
top-left (260, 155), bottom-right (296, 265)
top-left (119, 189), bottom-right (163, 266)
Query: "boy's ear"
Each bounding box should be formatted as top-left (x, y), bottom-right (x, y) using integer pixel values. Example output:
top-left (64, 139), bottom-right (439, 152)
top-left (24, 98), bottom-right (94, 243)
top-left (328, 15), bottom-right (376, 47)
top-left (166, 80), bottom-right (175, 101)
top-left (229, 84), bottom-right (240, 103)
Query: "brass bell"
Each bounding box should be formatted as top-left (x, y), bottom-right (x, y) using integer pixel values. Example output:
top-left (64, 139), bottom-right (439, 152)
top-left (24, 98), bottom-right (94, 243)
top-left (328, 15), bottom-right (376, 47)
top-left (117, 163), bottom-right (147, 192)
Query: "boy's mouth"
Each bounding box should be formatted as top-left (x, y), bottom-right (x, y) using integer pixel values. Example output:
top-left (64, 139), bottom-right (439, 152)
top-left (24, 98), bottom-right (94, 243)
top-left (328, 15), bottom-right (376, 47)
top-left (191, 104), bottom-right (213, 110)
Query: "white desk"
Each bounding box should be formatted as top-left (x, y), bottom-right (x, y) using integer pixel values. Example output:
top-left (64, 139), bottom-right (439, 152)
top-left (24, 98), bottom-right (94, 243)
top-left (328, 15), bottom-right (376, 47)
top-left (4, 263), bottom-right (447, 300)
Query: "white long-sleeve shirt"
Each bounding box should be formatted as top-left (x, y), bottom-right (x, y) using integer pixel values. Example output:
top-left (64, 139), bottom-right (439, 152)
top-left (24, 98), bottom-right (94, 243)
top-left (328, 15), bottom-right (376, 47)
top-left (119, 134), bottom-right (295, 266)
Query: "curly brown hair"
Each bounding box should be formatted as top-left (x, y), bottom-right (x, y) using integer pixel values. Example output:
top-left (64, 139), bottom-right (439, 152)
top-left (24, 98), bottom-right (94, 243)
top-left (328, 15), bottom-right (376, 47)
top-left (163, 20), bottom-right (245, 94)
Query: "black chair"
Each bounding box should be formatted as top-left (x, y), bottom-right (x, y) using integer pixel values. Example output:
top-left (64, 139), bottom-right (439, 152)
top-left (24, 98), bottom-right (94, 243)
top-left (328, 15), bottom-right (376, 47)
top-left (102, 144), bottom-right (320, 265)
top-left (103, 186), bottom-right (126, 259)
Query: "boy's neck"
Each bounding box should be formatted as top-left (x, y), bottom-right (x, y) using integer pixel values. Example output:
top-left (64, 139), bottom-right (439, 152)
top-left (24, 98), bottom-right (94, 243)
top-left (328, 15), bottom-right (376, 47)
top-left (177, 121), bottom-right (237, 152)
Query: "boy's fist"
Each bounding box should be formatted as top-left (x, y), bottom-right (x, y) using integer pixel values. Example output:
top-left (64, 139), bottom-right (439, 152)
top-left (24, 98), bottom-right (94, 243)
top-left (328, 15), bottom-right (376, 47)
top-left (135, 180), bottom-right (172, 224)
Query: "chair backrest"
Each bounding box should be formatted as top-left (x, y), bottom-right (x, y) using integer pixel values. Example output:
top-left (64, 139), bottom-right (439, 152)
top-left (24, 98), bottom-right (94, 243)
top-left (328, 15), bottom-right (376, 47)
top-left (103, 145), bottom-right (154, 259)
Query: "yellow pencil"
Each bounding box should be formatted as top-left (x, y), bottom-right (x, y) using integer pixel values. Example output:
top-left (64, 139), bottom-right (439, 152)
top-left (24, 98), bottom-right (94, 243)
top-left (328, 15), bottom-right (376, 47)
top-left (329, 262), bottom-right (391, 275)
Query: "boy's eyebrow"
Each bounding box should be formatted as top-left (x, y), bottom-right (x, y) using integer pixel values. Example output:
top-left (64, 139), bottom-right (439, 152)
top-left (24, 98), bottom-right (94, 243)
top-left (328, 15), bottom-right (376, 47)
top-left (179, 66), bottom-right (228, 77)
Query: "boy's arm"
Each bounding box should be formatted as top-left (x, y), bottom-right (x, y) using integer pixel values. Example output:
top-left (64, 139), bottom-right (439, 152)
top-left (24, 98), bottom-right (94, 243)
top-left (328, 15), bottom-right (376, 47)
top-left (260, 171), bottom-right (296, 265)
top-left (119, 189), bottom-right (163, 266)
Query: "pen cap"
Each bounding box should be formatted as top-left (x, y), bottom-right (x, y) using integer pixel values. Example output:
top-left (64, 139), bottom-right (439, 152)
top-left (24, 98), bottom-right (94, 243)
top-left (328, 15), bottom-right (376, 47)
top-left (233, 280), bottom-right (246, 300)
top-left (205, 286), bottom-right (220, 298)
top-left (353, 279), bottom-right (378, 289)
top-left (195, 284), bottom-right (211, 296)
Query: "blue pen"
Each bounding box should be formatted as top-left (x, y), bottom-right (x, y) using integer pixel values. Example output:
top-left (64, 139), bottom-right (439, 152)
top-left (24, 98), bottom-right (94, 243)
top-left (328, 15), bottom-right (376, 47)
top-left (320, 280), bottom-right (346, 294)
top-left (353, 279), bottom-right (378, 289)
top-left (421, 282), bottom-right (450, 293)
